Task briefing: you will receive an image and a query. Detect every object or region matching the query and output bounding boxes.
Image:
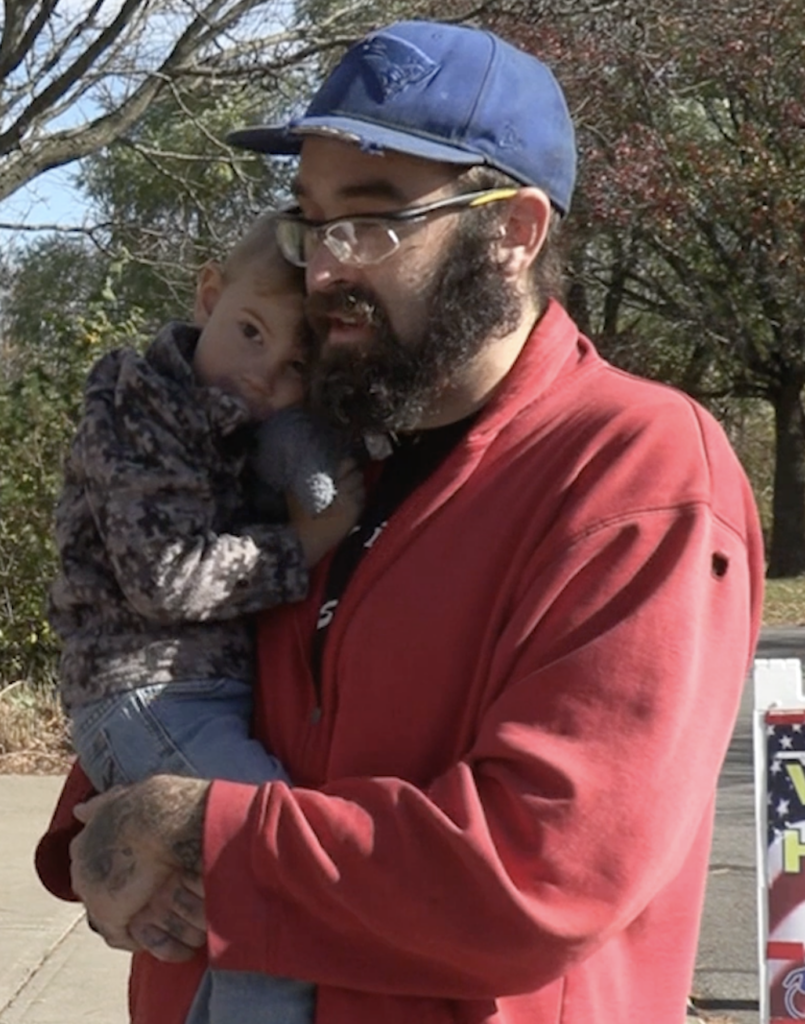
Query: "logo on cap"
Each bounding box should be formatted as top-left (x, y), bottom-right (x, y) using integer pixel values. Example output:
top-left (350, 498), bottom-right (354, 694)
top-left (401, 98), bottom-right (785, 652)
top-left (360, 35), bottom-right (439, 100)
top-left (499, 123), bottom-right (524, 153)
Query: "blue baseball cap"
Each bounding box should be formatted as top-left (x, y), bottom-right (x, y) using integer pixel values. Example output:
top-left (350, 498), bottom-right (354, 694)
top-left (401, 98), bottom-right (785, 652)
top-left (227, 20), bottom-right (577, 215)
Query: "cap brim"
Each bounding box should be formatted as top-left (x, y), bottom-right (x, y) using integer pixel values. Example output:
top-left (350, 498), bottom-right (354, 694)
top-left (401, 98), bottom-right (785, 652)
top-left (226, 125), bottom-right (302, 154)
top-left (227, 116), bottom-right (485, 170)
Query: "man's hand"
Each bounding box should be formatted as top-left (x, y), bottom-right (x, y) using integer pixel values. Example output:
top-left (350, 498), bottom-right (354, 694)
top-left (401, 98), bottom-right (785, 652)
top-left (69, 775), bottom-right (210, 961)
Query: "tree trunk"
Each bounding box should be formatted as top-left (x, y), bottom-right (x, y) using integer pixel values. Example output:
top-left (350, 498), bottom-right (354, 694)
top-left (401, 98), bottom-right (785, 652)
top-left (767, 378), bottom-right (805, 578)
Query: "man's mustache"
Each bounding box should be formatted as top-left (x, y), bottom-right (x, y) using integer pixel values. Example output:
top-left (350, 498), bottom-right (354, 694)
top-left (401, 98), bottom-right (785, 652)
top-left (305, 285), bottom-right (382, 327)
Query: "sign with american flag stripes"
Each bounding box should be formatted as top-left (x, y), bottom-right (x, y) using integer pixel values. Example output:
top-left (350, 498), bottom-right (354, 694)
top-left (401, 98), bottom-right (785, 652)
top-left (756, 659), bottom-right (805, 1023)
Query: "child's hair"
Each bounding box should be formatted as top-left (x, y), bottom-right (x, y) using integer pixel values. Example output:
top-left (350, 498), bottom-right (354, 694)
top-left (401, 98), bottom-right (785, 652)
top-left (221, 210), bottom-right (304, 295)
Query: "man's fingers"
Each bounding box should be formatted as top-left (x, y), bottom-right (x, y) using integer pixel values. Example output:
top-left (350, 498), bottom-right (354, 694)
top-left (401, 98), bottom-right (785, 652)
top-left (83, 870), bottom-right (205, 960)
top-left (85, 913), bottom-right (141, 954)
top-left (73, 786), bottom-right (124, 824)
top-left (172, 876), bottom-right (206, 929)
top-left (182, 873), bottom-right (205, 900)
top-left (128, 910), bottom-right (205, 963)
top-left (128, 922), bottom-right (199, 963)
top-left (127, 871), bottom-right (206, 963)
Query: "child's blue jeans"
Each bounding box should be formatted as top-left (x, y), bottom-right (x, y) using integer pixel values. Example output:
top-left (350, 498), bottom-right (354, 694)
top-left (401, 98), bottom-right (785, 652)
top-left (70, 678), bottom-right (315, 1024)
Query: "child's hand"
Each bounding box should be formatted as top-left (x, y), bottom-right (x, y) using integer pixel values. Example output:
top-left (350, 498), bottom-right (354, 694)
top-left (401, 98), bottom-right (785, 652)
top-left (289, 458), bottom-right (365, 567)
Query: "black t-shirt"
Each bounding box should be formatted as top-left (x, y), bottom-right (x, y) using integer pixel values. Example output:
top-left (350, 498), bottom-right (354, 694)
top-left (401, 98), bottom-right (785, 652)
top-left (311, 417), bottom-right (475, 691)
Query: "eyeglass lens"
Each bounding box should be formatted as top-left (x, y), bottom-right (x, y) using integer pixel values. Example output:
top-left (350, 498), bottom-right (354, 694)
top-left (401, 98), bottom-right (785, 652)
top-left (276, 189), bottom-right (517, 268)
top-left (278, 218), bottom-right (405, 268)
top-left (323, 221), bottom-right (402, 266)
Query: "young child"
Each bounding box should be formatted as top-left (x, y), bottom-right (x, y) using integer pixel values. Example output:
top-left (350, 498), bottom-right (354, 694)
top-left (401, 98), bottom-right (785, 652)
top-left (48, 211), bottom-right (363, 1024)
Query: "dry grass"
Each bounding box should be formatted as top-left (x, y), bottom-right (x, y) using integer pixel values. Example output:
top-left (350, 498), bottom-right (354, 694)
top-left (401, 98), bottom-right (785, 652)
top-left (0, 680), bottom-right (74, 774)
top-left (763, 577), bottom-right (805, 626)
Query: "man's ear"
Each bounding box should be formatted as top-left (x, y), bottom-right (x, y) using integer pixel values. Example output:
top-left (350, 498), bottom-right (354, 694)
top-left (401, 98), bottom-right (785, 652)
top-left (495, 188), bottom-right (552, 279)
top-left (193, 261), bottom-right (224, 325)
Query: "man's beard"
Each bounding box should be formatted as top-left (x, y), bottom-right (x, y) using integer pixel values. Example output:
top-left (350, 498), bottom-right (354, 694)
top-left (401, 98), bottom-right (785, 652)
top-left (306, 220), bottom-right (522, 435)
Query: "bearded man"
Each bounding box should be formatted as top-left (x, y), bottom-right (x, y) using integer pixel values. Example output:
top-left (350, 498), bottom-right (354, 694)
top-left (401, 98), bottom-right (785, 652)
top-left (37, 20), bottom-right (763, 1024)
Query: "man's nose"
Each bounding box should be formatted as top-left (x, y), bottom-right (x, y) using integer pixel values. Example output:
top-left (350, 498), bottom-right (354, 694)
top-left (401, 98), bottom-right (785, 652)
top-left (305, 239), bottom-right (357, 291)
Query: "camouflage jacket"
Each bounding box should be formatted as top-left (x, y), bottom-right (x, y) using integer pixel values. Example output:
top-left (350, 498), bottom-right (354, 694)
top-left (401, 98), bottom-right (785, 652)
top-left (49, 322), bottom-right (308, 710)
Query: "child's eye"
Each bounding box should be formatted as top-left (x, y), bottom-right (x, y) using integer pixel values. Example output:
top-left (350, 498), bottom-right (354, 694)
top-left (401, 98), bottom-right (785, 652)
top-left (240, 321), bottom-right (263, 344)
top-left (289, 360), bottom-right (308, 378)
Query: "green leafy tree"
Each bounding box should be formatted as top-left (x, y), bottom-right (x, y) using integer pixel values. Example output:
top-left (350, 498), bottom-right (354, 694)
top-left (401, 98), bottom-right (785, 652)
top-left (0, 67), bottom-right (300, 687)
top-left (0, 35), bottom-right (307, 685)
top-left (79, 85), bottom-right (293, 321)
top-left (0, 238), bottom-right (147, 684)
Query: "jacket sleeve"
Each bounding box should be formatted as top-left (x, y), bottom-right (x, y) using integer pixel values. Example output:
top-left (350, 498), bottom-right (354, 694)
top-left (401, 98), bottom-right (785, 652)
top-left (200, 492), bottom-right (763, 997)
top-left (75, 354), bottom-right (307, 623)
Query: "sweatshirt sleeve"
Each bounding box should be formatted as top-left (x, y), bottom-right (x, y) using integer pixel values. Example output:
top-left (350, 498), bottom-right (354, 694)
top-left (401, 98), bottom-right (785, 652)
top-left (74, 353), bottom-right (308, 623)
top-left (201, 486), bottom-right (763, 997)
top-left (34, 761), bottom-right (95, 902)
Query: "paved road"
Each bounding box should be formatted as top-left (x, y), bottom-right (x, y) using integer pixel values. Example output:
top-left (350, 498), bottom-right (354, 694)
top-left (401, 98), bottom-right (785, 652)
top-left (691, 665), bottom-right (758, 1023)
top-left (0, 776), bottom-right (129, 1023)
top-left (756, 627), bottom-right (805, 660)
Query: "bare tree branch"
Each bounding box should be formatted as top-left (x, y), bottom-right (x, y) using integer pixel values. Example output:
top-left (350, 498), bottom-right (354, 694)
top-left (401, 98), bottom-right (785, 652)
top-left (0, 0), bottom-right (151, 152)
top-left (0, 0), bottom-right (444, 206)
top-left (0, 0), bottom-right (58, 84)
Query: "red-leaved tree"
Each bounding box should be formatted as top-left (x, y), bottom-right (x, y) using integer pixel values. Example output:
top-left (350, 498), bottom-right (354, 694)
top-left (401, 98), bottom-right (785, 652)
top-left (487, 0), bottom-right (805, 576)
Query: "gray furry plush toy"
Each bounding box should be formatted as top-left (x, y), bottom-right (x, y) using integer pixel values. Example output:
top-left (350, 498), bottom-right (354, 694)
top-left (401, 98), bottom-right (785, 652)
top-left (250, 406), bottom-right (347, 519)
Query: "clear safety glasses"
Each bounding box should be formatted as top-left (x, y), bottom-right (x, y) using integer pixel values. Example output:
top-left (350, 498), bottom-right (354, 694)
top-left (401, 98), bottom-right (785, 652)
top-left (275, 188), bottom-right (519, 268)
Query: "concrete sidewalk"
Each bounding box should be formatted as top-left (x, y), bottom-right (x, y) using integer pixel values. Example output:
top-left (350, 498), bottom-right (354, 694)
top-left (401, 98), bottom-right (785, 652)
top-left (0, 773), bottom-right (750, 1024)
top-left (0, 776), bottom-right (129, 1023)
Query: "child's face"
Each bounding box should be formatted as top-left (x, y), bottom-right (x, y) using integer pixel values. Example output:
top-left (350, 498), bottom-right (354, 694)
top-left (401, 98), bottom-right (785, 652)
top-left (193, 262), bottom-right (307, 420)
